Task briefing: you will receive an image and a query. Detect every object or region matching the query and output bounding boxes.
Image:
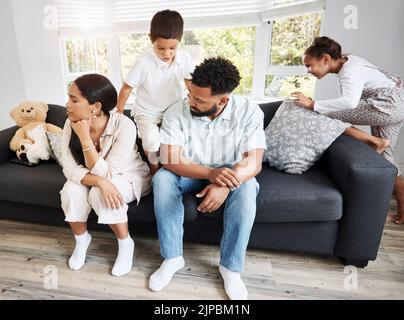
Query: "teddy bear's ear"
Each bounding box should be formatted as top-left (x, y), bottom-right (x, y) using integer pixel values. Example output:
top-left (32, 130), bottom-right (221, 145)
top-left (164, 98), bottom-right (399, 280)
top-left (9, 107), bottom-right (17, 120)
top-left (41, 102), bottom-right (49, 113)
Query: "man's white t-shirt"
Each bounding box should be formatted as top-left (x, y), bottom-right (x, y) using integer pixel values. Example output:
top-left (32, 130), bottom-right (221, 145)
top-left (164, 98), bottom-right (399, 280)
top-left (314, 55), bottom-right (396, 114)
top-left (125, 49), bottom-right (195, 119)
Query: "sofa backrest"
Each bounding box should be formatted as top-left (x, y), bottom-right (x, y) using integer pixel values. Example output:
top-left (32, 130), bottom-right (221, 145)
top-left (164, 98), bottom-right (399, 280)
top-left (46, 104), bottom-right (68, 128)
top-left (46, 101), bottom-right (282, 164)
top-left (47, 100), bottom-right (283, 131)
top-left (259, 101), bottom-right (283, 128)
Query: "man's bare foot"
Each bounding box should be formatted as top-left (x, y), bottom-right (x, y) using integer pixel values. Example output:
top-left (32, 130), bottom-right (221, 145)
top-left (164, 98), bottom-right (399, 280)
top-left (370, 138), bottom-right (391, 154)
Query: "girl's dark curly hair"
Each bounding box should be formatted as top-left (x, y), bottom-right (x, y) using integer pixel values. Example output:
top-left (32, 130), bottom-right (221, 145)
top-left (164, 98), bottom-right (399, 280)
top-left (191, 57), bottom-right (241, 95)
top-left (305, 36), bottom-right (342, 60)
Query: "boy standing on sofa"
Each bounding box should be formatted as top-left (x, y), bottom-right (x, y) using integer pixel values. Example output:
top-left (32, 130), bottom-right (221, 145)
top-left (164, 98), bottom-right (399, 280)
top-left (116, 9), bottom-right (195, 175)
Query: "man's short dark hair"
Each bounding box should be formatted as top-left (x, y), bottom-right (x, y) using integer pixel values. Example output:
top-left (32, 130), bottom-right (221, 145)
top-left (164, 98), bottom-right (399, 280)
top-left (150, 10), bottom-right (184, 42)
top-left (191, 57), bottom-right (241, 95)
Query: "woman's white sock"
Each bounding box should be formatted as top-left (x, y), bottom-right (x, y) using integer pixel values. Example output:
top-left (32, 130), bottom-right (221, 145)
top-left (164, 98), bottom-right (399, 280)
top-left (219, 265), bottom-right (248, 300)
top-left (149, 256), bottom-right (185, 292)
top-left (69, 231), bottom-right (92, 271)
top-left (111, 235), bottom-right (135, 277)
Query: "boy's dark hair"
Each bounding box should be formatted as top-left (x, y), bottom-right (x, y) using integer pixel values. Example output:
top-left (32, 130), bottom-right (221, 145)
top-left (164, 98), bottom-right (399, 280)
top-left (305, 36), bottom-right (342, 60)
top-left (150, 10), bottom-right (184, 42)
top-left (191, 57), bottom-right (241, 96)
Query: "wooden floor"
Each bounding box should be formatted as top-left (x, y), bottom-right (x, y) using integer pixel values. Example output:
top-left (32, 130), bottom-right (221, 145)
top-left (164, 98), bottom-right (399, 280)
top-left (0, 202), bottom-right (403, 300)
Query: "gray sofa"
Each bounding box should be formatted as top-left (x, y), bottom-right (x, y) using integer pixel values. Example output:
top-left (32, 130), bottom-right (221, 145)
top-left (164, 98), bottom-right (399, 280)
top-left (0, 101), bottom-right (397, 268)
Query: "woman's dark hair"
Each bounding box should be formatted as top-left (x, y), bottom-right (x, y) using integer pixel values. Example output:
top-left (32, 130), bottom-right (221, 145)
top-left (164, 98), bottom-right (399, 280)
top-left (69, 73), bottom-right (117, 166)
top-left (305, 36), bottom-right (342, 60)
top-left (191, 57), bottom-right (241, 95)
top-left (150, 10), bottom-right (184, 42)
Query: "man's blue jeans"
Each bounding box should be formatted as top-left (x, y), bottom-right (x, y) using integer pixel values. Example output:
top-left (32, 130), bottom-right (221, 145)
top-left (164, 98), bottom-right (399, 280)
top-left (152, 168), bottom-right (259, 272)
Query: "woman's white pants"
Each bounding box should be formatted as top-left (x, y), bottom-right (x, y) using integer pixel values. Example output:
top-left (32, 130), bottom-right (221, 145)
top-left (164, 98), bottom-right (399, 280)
top-left (60, 176), bottom-right (136, 224)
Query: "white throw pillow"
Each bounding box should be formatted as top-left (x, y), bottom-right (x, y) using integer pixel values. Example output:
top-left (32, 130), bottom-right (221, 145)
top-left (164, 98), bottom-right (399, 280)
top-left (46, 131), bottom-right (64, 167)
top-left (264, 100), bottom-right (350, 174)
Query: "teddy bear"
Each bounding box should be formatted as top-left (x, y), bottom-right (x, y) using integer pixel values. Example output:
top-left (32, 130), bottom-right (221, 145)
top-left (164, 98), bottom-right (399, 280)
top-left (9, 101), bottom-right (63, 164)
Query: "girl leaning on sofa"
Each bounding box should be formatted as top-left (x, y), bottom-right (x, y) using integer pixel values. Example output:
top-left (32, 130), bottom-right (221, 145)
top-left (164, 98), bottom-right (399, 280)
top-left (60, 74), bottom-right (151, 276)
top-left (292, 36), bottom-right (404, 225)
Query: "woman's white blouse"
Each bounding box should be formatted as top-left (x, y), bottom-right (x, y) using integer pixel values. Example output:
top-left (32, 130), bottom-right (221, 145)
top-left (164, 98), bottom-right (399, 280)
top-left (61, 110), bottom-right (151, 203)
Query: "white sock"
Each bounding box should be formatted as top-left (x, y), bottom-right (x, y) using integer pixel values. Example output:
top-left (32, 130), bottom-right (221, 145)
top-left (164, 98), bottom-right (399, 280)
top-left (69, 231), bottom-right (92, 271)
top-left (219, 265), bottom-right (248, 300)
top-left (111, 235), bottom-right (135, 277)
top-left (149, 256), bottom-right (185, 292)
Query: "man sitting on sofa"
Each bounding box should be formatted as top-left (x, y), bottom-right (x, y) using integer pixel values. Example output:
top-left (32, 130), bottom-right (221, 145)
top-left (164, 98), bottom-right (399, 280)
top-left (148, 57), bottom-right (267, 300)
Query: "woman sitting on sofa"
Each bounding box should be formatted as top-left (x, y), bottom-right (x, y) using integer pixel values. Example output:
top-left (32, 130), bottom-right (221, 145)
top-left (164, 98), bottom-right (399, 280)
top-left (60, 73), bottom-right (151, 276)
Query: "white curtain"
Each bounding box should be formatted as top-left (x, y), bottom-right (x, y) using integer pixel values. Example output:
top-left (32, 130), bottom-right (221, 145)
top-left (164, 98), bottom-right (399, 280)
top-left (55, 0), bottom-right (325, 35)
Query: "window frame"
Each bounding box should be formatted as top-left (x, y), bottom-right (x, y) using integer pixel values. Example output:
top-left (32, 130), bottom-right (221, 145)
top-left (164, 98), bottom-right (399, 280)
top-left (60, 35), bottom-right (123, 97)
top-left (59, 7), bottom-right (324, 104)
top-left (252, 10), bottom-right (324, 101)
top-left (60, 37), bottom-right (99, 87)
top-left (116, 26), bottom-right (259, 107)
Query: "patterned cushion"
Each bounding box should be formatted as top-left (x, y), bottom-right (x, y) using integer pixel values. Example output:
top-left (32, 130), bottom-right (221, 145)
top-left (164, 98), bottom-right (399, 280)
top-left (264, 100), bottom-right (350, 174)
top-left (46, 132), bottom-right (63, 167)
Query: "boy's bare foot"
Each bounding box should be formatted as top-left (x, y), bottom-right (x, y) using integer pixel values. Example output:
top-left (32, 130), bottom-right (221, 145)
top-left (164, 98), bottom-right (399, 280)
top-left (371, 138), bottom-right (390, 154)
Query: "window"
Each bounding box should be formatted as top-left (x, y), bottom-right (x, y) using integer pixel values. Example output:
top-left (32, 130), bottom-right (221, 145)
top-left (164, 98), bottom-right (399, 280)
top-left (62, 37), bottom-right (110, 91)
top-left (183, 27), bottom-right (256, 96)
top-left (119, 33), bottom-right (150, 83)
top-left (118, 27), bottom-right (256, 97)
top-left (60, 2), bottom-right (324, 102)
top-left (265, 12), bottom-right (323, 99)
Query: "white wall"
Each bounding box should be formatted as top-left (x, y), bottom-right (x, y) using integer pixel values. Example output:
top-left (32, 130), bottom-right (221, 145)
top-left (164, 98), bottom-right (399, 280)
top-left (316, 0), bottom-right (404, 173)
top-left (11, 0), bottom-right (66, 109)
top-left (0, 0), bottom-right (66, 130)
top-left (381, 0), bottom-right (404, 172)
top-left (0, 0), bottom-right (26, 130)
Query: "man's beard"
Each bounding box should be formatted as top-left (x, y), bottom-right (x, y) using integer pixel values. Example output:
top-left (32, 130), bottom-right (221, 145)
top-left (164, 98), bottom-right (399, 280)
top-left (190, 104), bottom-right (218, 117)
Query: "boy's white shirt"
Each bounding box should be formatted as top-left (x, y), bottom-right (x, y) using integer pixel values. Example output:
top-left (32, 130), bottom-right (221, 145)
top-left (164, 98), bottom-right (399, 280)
top-left (125, 49), bottom-right (195, 120)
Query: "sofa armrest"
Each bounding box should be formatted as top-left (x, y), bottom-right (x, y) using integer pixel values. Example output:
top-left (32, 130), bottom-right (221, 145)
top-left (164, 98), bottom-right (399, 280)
top-left (323, 135), bottom-right (397, 263)
top-left (0, 126), bottom-right (18, 163)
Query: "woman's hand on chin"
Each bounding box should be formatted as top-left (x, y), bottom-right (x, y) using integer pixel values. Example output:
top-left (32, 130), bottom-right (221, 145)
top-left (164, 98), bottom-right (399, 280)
top-left (291, 92), bottom-right (315, 110)
top-left (71, 118), bottom-right (92, 141)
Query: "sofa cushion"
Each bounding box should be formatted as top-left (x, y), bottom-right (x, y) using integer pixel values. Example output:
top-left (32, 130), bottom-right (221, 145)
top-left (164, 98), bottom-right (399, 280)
top-left (0, 160), bottom-right (66, 208)
top-left (255, 164), bottom-right (343, 222)
top-left (195, 164), bottom-right (343, 223)
top-left (0, 160), bottom-right (198, 222)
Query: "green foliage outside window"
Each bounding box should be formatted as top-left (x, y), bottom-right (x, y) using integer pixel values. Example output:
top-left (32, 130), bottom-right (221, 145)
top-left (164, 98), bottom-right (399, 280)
top-left (65, 11), bottom-right (322, 99)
